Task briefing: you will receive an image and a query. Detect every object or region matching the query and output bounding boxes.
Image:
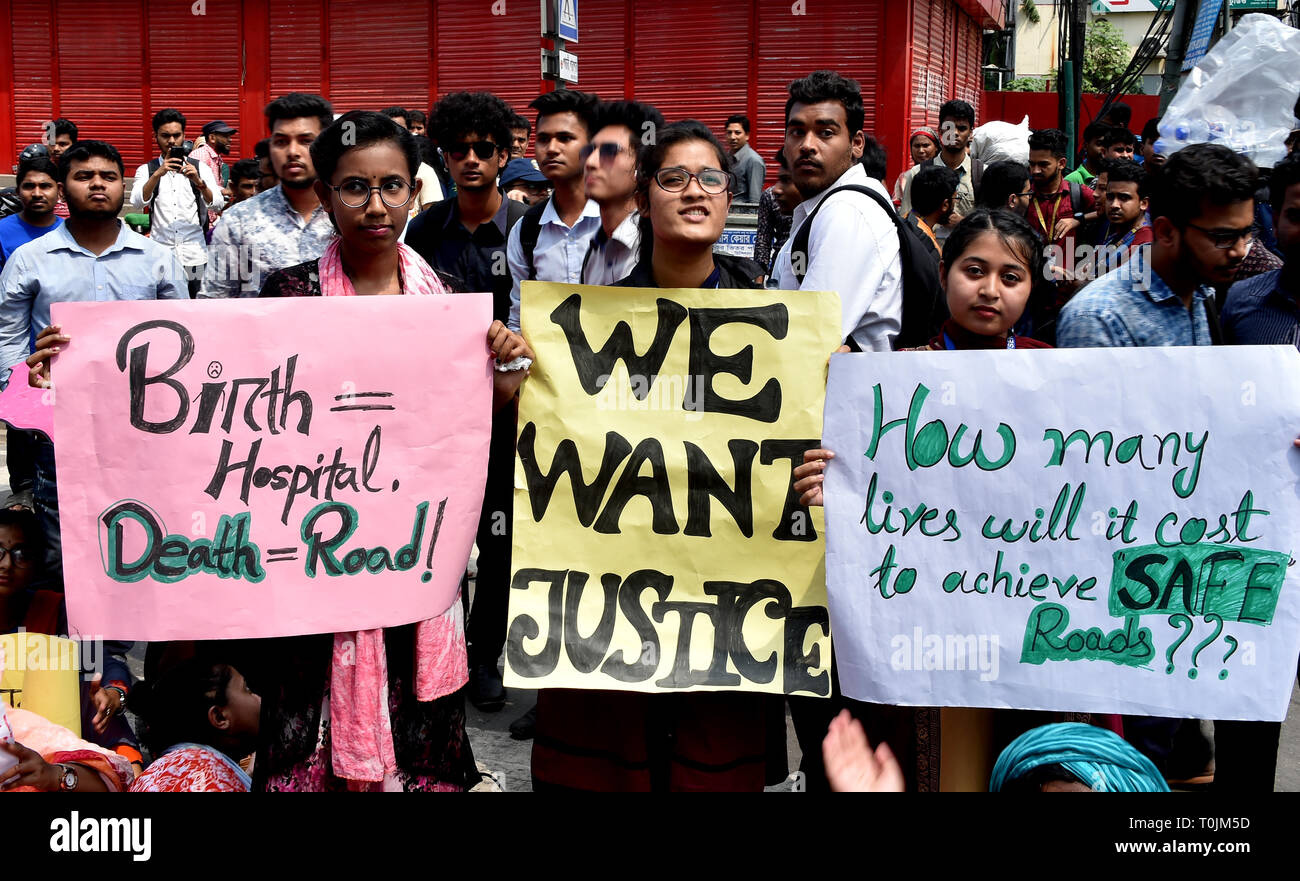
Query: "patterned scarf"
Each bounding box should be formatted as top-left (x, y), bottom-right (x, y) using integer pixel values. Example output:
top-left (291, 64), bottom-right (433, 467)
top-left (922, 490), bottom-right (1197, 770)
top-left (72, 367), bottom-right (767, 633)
top-left (318, 237), bottom-right (466, 783)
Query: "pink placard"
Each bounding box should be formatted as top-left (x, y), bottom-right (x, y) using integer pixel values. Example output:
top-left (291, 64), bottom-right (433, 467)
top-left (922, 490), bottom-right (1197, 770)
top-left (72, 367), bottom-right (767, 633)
top-left (0, 364), bottom-right (54, 440)
top-left (51, 296), bottom-right (492, 641)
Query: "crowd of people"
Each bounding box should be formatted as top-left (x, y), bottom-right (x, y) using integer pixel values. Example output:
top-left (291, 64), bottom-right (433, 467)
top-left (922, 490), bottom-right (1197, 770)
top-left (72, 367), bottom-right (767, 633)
top-left (0, 64), bottom-right (1297, 792)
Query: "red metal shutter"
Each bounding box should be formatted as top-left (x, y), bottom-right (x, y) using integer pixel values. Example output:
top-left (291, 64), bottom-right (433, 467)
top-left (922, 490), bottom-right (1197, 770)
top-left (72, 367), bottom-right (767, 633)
top-left (9, 0), bottom-right (55, 161)
top-left (631, 0), bottom-right (749, 143)
top-left (56, 0), bottom-right (148, 168)
top-left (911, 0), bottom-right (953, 132)
top-left (574, 1), bottom-right (626, 103)
top-left (436, 1), bottom-right (541, 117)
top-left (756, 0), bottom-right (883, 162)
top-left (327, 0), bottom-right (431, 114)
top-left (954, 9), bottom-right (982, 109)
top-left (269, 0), bottom-right (324, 99)
top-left (145, 0), bottom-right (243, 157)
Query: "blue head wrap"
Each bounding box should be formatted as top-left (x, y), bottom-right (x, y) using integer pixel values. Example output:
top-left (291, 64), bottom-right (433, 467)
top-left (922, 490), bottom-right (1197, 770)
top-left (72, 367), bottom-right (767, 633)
top-left (989, 723), bottom-right (1170, 792)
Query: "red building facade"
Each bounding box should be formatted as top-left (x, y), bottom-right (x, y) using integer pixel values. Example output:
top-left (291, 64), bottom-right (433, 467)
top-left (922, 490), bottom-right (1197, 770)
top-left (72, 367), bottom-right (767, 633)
top-left (0, 0), bottom-right (1002, 185)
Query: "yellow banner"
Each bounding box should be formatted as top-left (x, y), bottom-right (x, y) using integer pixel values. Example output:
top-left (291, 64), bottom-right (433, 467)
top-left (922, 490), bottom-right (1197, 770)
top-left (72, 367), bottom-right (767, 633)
top-left (506, 281), bottom-right (841, 696)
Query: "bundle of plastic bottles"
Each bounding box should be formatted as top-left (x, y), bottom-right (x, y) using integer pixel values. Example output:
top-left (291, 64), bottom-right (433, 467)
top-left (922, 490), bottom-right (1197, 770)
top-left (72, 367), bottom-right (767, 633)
top-left (1155, 14), bottom-right (1300, 169)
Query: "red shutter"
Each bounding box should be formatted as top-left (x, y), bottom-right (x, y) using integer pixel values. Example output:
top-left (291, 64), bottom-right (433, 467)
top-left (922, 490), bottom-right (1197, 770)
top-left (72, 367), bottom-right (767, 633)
top-left (756, 0), bottom-right (883, 161)
top-left (9, 0), bottom-right (54, 160)
top-left (954, 9), bottom-right (982, 109)
top-left (56, 0), bottom-right (148, 168)
top-left (328, 0), bottom-right (430, 114)
top-left (269, 0), bottom-right (324, 99)
top-left (437, 1), bottom-right (541, 117)
top-left (911, 0), bottom-right (954, 132)
top-left (631, 0), bottom-right (749, 143)
top-left (145, 0), bottom-right (243, 157)
top-left (574, 1), bottom-right (626, 103)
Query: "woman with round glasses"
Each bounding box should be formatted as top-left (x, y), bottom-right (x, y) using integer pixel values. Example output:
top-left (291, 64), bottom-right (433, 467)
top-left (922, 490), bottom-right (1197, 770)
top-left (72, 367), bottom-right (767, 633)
top-left (252, 111), bottom-right (531, 791)
top-left (531, 121), bottom-right (783, 793)
top-left (614, 120), bottom-right (764, 289)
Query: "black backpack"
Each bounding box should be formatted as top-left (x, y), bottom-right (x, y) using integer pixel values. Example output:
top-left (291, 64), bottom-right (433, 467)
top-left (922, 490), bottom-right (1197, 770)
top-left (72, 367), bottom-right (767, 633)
top-left (145, 156), bottom-right (210, 238)
top-left (790, 184), bottom-right (946, 350)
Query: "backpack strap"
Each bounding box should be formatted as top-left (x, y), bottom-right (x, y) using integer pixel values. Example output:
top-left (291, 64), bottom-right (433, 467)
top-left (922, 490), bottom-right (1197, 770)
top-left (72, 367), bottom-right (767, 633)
top-left (519, 199), bottom-right (547, 281)
top-left (1069, 181), bottom-right (1083, 218)
top-left (970, 157), bottom-right (983, 195)
top-left (504, 195), bottom-right (531, 231)
top-left (791, 183), bottom-right (896, 285)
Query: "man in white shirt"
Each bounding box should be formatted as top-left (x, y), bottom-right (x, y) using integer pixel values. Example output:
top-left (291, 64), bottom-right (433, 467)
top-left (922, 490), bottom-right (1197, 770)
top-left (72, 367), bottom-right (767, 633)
top-left (773, 70), bottom-right (902, 351)
top-left (131, 108), bottom-right (223, 297)
top-left (505, 89), bottom-right (603, 332)
top-left (580, 100), bottom-right (664, 285)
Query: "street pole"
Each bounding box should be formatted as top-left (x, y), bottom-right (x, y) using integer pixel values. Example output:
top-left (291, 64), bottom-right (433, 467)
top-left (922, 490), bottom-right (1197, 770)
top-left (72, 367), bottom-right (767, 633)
top-left (1159, 0), bottom-right (1194, 115)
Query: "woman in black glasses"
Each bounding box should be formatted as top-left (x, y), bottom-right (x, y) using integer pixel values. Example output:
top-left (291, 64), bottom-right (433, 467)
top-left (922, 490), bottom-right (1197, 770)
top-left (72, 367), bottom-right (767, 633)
top-left (530, 121), bottom-right (784, 793)
top-left (615, 120), bottom-right (764, 289)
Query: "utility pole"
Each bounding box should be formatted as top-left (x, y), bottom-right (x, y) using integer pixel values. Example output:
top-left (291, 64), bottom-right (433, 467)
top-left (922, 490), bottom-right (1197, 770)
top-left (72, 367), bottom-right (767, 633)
top-left (1059, 0), bottom-right (1087, 157)
top-left (1159, 0), bottom-right (1195, 115)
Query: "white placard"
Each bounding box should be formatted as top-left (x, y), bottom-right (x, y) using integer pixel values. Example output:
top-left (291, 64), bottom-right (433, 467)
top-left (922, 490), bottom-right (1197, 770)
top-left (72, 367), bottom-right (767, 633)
top-left (823, 346), bottom-right (1300, 721)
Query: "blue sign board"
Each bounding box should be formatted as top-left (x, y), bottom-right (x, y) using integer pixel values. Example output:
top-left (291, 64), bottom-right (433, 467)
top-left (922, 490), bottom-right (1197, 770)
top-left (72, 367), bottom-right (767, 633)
top-left (1182, 0), bottom-right (1225, 71)
top-left (557, 0), bottom-right (578, 43)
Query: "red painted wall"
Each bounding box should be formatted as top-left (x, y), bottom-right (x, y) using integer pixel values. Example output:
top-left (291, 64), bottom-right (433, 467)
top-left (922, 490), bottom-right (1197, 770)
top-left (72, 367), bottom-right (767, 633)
top-left (980, 91), bottom-right (1162, 145)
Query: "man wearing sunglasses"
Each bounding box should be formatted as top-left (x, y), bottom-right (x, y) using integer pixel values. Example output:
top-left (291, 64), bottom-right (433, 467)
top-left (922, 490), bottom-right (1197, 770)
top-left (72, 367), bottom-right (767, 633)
top-left (580, 100), bottom-right (664, 286)
top-left (1058, 143), bottom-right (1258, 348)
top-left (405, 90), bottom-right (531, 717)
top-left (505, 89), bottom-right (602, 334)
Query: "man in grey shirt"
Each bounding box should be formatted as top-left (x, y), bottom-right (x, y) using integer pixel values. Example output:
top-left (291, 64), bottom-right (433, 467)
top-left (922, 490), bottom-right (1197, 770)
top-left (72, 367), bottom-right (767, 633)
top-left (725, 114), bottom-right (766, 203)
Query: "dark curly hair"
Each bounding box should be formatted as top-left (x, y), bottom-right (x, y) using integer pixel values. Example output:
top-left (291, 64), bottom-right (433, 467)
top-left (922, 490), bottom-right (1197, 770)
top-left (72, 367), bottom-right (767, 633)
top-left (428, 91), bottom-right (515, 154)
top-left (785, 70), bottom-right (864, 136)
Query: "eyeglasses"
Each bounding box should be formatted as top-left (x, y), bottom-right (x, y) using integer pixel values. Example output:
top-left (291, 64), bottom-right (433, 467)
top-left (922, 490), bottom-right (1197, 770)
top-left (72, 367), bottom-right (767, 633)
top-left (654, 166), bottom-right (731, 195)
top-left (331, 179), bottom-right (414, 208)
top-left (581, 142), bottom-right (629, 166)
top-left (1185, 222), bottom-right (1254, 250)
top-left (445, 141), bottom-right (499, 161)
top-left (0, 545), bottom-right (32, 568)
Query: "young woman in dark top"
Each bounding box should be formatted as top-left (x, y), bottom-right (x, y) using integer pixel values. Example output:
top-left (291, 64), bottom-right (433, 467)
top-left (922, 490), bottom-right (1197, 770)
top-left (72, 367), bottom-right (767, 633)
top-left (530, 120), bottom-right (785, 792)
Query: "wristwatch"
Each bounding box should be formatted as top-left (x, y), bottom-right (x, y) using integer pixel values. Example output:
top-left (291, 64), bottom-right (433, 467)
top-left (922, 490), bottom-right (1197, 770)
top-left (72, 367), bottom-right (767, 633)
top-left (104, 685), bottom-right (128, 715)
top-left (57, 763), bottom-right (78, 792)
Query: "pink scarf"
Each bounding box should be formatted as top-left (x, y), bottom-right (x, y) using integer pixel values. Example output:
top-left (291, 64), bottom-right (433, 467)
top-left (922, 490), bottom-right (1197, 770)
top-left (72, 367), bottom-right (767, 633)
top-left (319, 238), bottom-right (468, 783)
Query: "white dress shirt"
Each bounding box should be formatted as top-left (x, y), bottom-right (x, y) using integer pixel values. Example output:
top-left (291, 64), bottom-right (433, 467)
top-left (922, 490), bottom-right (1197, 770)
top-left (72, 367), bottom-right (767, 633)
top-left (580, 210), bottom-right (641, 286)
top-left (131, 159), bottom-right (224, 267)
top-left (773, 163), bottom-right (902, 351)
top-left (506, 196), bottom-right (601, 332)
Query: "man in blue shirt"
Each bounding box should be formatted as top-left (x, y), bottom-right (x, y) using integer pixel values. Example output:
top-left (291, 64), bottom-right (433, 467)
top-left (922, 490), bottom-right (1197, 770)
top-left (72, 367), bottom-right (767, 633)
top-left (0, 139), bottom-right (185, 588)
top-left (0, 155), bottom-right (64, 511)
top-left (1058, 144), bottom-right (1258, 349)
top-left (1222, 154), bottom-right (1300, 347)
top-left (1058, 143), bottom-right (1270, 790)
top-left (0, 156), bottom-right (62, 269)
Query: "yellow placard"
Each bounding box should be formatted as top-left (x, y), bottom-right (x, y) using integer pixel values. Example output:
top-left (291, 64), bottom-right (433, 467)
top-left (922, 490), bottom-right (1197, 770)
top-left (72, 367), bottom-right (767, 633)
top-left (505, 281), bottom-right (841, 695)
top-left (0, 632), bottom-right (82, 733)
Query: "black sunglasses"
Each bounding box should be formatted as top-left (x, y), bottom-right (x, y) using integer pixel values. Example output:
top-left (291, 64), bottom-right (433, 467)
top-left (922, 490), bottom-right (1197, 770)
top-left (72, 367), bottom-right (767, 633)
top-left (445, 141), bottom-right (499, 161)
top-left (580, 142), bottom-right (629, 165)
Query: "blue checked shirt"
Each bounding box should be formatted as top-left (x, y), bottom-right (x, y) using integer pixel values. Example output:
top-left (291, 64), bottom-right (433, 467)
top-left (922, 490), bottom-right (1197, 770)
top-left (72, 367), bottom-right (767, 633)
top-left (1056, 246), bottom-right (1215, 349)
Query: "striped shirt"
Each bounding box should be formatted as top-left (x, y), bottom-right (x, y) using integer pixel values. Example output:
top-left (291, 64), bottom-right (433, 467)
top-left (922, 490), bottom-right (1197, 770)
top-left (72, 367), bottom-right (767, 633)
top-left (1221, 269), bottom-right (1299, 346)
